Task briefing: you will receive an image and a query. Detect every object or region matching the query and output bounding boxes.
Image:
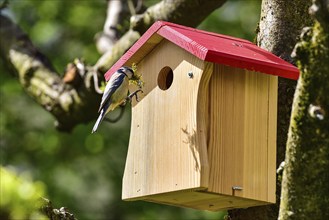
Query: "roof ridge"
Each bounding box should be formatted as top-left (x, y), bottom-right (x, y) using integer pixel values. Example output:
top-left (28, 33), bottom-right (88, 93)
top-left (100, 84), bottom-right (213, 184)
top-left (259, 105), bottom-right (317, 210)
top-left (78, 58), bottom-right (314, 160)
top-left (105, 21), bottom-right (299, 81)
top-left (158, 21), bottom-right (253, 45)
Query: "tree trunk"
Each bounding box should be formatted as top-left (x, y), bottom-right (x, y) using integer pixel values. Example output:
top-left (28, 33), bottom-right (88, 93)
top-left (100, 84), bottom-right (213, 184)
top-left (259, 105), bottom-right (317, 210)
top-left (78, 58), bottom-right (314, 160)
top-left (228, 0), bottom-right (312, 219)
top-left (279, 0), bottom-right (329, 219)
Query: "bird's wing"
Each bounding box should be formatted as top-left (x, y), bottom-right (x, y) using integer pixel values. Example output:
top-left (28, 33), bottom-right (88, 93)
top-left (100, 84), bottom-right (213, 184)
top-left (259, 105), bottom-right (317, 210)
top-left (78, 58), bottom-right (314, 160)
top-left (98, 73), bottom-right (126, 112)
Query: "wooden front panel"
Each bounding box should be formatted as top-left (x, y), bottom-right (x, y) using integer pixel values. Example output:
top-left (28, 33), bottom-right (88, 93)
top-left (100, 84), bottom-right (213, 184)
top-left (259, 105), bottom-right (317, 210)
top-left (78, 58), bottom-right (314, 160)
top-left (122, 40), bottom-right (212, 200)
top-left (208, 64), bottom-right (277, 203)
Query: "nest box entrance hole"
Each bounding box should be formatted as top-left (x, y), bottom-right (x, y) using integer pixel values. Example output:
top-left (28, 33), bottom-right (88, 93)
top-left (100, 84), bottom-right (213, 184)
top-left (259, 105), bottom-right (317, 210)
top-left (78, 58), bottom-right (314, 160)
top-left (157, 66), bottom-right (173, 90)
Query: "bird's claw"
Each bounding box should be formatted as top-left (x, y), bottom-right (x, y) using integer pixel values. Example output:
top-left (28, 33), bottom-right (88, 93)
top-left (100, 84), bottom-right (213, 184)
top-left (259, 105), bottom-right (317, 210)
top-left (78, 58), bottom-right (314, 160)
top-left (126, 89), bottom-right (143, 102)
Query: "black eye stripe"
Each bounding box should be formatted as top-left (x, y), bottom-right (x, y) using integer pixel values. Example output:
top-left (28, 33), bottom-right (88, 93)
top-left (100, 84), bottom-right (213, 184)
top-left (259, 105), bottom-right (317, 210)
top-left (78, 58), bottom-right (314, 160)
top-left (117, 67), bottom-right (134, 78)
top-left (122, 66), bottom-right (134, 74)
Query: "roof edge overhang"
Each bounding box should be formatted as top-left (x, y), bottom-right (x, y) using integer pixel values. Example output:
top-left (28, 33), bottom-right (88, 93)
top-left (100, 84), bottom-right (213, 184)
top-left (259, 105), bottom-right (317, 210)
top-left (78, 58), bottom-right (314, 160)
top-left (105, 21), bottom-right (299, 81)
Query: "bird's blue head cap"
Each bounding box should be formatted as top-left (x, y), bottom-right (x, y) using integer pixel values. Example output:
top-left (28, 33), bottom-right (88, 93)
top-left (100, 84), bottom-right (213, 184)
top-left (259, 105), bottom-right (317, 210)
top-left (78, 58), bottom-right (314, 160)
top-left (119, 66), bottom-right (134, 79)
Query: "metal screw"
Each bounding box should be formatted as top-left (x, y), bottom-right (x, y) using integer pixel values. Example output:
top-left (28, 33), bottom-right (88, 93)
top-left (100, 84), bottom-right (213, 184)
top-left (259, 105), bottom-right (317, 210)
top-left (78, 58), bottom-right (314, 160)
top-left (188, 71), bottom-right (193, 79)
top-left (232, 186), bottom-right (243, 196)
top-left (232, 186), bottom-right (243, 191)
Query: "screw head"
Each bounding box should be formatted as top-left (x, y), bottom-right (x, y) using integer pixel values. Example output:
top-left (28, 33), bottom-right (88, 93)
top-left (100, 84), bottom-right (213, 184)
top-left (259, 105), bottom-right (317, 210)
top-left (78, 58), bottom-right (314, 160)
top-left (188, 71), bottom-right (193, 79)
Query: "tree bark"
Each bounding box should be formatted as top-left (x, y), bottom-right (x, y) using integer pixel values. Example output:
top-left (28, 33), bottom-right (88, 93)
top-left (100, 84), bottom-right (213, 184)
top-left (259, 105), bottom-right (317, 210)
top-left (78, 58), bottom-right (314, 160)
top-left (0, 14), bottom-right (101, 132)
top-left (95, 0), bottom-right (146, 54)
top-left (228, 0), bottom-right (312, 219)
top-left (279, 0), bottom-right (329, 219)
top-left (0, 0), bottom-right (226, 132)
top-left (95, 0), bottom-right (130, 54)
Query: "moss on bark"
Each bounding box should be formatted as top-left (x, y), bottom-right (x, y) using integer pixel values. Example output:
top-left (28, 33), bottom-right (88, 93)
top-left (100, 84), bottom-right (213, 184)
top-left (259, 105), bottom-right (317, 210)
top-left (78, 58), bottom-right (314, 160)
top-left (279, 0), bottom-right (329, 218)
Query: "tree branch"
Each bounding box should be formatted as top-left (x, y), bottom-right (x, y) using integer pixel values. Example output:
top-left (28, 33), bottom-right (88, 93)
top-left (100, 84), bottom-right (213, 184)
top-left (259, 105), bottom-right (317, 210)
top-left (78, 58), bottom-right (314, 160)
top-left (1, 0), bottom-right (226, 131)
top-left (0, 14), bottom-right (100, 132)
top-left (40, 198), bottom-right (77, 220)
top-left (95, 0), bottom-right (146, 54)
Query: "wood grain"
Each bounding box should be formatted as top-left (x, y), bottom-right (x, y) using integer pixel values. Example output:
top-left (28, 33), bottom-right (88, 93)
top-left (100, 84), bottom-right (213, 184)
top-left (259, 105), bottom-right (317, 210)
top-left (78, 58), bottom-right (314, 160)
top-left (123, 40), bottom-right (211, 200)
top-left (267, 75), bottom-right (278, 203)
top-left (122, 41), bottom-right (277, 210)
top-left (207, 64), bottom-right (277, 203)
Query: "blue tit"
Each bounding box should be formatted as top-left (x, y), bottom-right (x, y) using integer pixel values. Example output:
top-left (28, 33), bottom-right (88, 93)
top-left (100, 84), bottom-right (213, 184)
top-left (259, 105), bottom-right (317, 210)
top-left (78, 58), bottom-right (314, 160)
top-left (92, 66), bottom-right (134, 133)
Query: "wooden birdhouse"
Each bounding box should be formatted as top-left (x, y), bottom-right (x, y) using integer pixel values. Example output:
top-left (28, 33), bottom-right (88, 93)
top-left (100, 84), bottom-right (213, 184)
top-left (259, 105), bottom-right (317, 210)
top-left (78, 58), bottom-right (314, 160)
top-left (104, 21), bottom-right (299, 211)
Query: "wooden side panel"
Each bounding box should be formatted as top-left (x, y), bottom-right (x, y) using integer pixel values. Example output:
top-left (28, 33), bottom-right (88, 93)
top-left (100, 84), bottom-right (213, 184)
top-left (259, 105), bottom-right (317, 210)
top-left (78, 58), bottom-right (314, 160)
top-left (242, 69), bottom-right (271, 201)
top-left (267, 76), bottom-right (278, 203)
top-left (122, 40), bottom-right (211, 200)
top-left (208, 64), bottom-right (276, 203)
top-left (208, 65), bottom-right (245, 197)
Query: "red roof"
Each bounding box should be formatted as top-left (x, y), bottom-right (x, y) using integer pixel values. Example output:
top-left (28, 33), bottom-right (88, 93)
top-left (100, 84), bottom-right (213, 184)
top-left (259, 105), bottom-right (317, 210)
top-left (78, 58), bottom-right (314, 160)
top-left (105, 21), bottom-right (299, 81)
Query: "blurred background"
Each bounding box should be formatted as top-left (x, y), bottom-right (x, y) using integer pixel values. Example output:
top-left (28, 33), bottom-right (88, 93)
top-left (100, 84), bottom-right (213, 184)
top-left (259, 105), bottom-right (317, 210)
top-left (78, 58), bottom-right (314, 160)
top-left (0, 0), bottom-right (261, 219)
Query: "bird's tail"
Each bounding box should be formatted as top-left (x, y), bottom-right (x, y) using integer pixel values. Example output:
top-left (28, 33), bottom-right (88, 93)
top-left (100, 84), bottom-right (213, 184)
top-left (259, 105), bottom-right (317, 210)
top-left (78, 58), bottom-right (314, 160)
top-left (92, 110), bottom-right (105, 133)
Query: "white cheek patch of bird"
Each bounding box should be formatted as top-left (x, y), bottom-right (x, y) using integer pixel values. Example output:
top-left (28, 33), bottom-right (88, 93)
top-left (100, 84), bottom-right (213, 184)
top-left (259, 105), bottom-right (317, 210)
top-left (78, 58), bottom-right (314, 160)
top-left (91, 65), bottom-right (144, 133)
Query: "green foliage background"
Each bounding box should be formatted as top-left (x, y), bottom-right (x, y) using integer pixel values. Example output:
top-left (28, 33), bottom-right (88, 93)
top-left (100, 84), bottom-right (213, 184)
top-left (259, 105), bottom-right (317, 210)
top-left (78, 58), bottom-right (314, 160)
top-left (0, 0), bottom-right (261, 219)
